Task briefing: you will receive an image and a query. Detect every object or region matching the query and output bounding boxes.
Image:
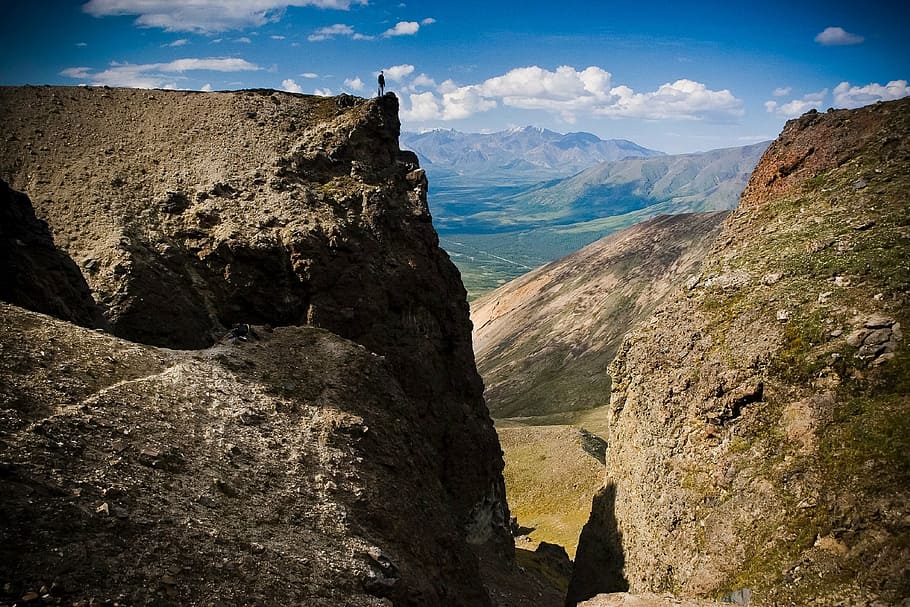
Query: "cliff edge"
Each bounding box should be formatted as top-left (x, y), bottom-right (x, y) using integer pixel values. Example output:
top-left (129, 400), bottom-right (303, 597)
top-left (0, 87), bottom-right (513, 606)
top-left (570, 100), bottom-right (910, 605)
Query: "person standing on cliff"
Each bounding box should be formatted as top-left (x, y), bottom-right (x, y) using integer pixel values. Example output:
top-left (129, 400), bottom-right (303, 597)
top-left (378, 70), bottom-right (385, 96)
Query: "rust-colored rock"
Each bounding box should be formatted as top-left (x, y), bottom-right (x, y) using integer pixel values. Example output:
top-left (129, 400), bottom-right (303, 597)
top-left (570, 99), bottom-right (910, 605)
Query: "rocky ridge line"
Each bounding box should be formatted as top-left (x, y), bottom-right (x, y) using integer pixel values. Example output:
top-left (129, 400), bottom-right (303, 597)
top-left (0, 86), bottom-right (515, 606)
top-left (569, 99), bottom-right (910, 605)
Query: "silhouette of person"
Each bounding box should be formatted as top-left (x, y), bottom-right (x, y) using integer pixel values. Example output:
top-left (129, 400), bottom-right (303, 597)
top-left (378, 70), bottom-right (385, 96)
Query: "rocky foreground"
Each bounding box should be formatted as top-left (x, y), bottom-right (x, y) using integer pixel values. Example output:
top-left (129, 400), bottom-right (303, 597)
top-left (569, 100), bottom-right (910, 605)
top-left (0, 87), bottom-right (554, 606)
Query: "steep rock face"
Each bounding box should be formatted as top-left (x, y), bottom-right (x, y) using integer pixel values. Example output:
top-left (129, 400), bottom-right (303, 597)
top-left (569, 100), bottom-right (910, 605)
top-left (0, 305), bottom-right (487, 606)
top-left (0, 87), bottom-right (510, 605)
top-left (473, 212), bottom-right (730, 420)
top-left (0, 179), bottom-right (105, 328)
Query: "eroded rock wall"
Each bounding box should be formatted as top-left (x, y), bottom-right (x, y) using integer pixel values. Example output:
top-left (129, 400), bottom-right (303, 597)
top-left (570, 100), bottom-right (910, 605)
top-left (0, 86), bottom-right (510, 605)
top-left (0, 179), bottom-right (105, 328)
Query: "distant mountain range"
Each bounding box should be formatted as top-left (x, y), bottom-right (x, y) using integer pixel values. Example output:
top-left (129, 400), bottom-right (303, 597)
top-left (400, 126), bottom-right (663, 180)
top-left (497, 140), bottom-right (771, 228)
top-left (400, 125), bottom-right (770, 299)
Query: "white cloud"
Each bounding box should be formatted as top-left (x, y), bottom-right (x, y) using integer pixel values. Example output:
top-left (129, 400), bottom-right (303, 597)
top-left (421, 17), bottom-right (436, 25)
top-left (82, 0), bottom-right (368, 33)
top-left (404, 92), bottom-right (443, 121)
top-left (271, 34), bottom-right (285, 40)
top-left (59, 57), bottom-right (261, 88)
top-left (307, 23), bottom-right (368, 41)
top-left (314, 87), bottom-right (333, 96)
top-left (411, 73), bottom-right (437, 89)
top-left (344, 77), bottom-right (364, 91)
top-left (772, 86), bottom-right (791, 97)
top-left (481, 65), bottom-right (615, 117)
top-left (600, 79), bottom-right (743, 120)
top-left (235, 36), bottom-right (252, 43)
top-left (814, 26), bottom-right (864, 46)
top-left (300, 72), bottom-right (319, 78)
top-left (833, 80), bottom-right (910, 107)
top-left (383, 21), bottom-right (420, 37)
top-left (305, 27), bottom-right (371, 41)
top-left (162, 38), bottom-right (189, 47)
top-left (384, 64), bottom-right (415, 81)
top-left (399, 65), bottom-right (745, 124)
top-left (282, 78), bottom-right (304, 93)
top-left (76, 42), bottom-right (88, 47)
top-left (764, 89), bottom-right (828, 117)
top-left (201, 83), bottom-right (213, 91)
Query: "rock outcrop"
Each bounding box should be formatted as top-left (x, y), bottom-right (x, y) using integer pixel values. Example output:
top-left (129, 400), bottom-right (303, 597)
top-left (0, 179), bottom-right (105, 328)
top-left (569, 100), bottom-right (910, 605)
top-left (0, 87), bottom-right (511, 605)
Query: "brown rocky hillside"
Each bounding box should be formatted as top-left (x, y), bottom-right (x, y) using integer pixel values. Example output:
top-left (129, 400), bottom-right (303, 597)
top-left (473, 211), bottom-right (729, 421)
top-left (0, 87), bottom-right (557, 606)
top-left (570, 100), bottom-right (910, 605)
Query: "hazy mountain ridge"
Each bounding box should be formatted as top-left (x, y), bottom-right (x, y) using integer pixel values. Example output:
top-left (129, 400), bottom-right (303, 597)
top-left (500, 142), bottom-right (770, 226)
top-left (401, 126), bottom-right (663, 177)
top-left (437, 142), bottom-right (767, 299)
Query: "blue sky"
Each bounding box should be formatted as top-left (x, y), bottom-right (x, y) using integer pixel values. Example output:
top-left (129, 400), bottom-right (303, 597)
top-left (1, 0), bottom-right (907, 153)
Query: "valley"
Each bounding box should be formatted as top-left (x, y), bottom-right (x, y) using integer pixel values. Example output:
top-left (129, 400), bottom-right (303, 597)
top-left (467, 99), bottom-right (910, 606)
top-left (400, 130), bottom-right (768, 299)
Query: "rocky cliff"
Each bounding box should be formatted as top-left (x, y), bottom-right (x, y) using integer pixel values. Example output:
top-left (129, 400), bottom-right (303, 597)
top-left (0, 86), bottom-right (515, 605)
top-left (0, 179), bottom-right (106, 329)
top-left (570, 100), bottom-right (910, 605)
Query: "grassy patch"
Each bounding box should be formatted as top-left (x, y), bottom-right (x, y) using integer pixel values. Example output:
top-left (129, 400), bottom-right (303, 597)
top-left (498, 425), bottom-right (604, 558)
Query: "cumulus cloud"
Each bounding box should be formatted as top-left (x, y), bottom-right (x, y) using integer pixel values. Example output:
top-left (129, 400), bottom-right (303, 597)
top-left (308, 23), bottom-right (371, 41)
top-left (235, 36), bottom-right (252, 43)
top-left (59, 57), bottom-right (261, 88)
top-left (308, 23), bottom-right (352, 41)
top-left (162, 38), bottom-right (189, 47)
top-left (399, 65), bottom-right (744, 123)
top-left (344, 77), bottom-right (364, 91)
top-left (314, 87), bottom-right (333, 96)
top-left (766, 81), bottom-right (910, 118)
top-left (383, 21), bottom-right (420, 37)
top-left (814, 26), bottom-right (864, 46)
top-left (411, 73), bottom-right (437, 89)
top-left (82, 0), bottom-right (368, 33)
top-left (772, 86), bottom-right (792, 97)
top-left (600, 79), bottom-right (743, 120)
top-left (833, 80), bottom-right (910, 107)
top-left (282, 78), bottom-right (304, 93)
top-left (201, 83), bottom-right (213, 92)
top-left (383, 64), bottom-right (415, 82)
top-left (764, 89), bottom-right (828, 117)
top-left (421, 17), bottom-right (436, 25)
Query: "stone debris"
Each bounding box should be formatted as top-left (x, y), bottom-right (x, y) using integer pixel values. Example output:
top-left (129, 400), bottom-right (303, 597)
top-left (761, 272), bottom-right (782, 285)
top-left (845, 316), bottom-right (901, 361)
top-left (577, 593), bottom-right (728, 606)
